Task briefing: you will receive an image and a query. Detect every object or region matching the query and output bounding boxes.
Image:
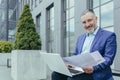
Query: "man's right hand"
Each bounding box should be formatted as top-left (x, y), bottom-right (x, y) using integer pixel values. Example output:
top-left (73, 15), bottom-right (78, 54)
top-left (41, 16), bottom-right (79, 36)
top-left (66, 64), bottom-right (74, 69)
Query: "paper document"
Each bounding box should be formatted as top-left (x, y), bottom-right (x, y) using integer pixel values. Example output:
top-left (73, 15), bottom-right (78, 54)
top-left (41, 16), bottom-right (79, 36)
top-left (63, 51), bottom-right (105, 67)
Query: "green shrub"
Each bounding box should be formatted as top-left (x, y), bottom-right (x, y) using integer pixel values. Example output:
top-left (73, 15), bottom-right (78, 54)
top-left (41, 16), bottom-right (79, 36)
top-left (13, 4), bottom-right (41, 50)
top-left (0, 41), bottom-right (12, 53)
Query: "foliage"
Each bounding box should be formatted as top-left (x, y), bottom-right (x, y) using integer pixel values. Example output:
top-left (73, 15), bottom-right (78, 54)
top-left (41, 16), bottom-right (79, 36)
top-left (13, 4), bottom-right (41, 50)
top-left (0, 41), bottom-right (12, 53)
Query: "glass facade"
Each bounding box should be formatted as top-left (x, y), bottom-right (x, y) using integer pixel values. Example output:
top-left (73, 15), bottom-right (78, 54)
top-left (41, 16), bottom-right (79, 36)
top-left (47, 4), bottom-right (55, 53)
top-left (0, 0), bottom-right (7, 40)
top-left (64, 0), bottom-right (75, 56)
top-left (36, 14), bottom-right (41, 36)
top-left (8, 0), bottom-right (18, 42)
top-left (92, 0), bottom-right (113, 31)
top-left (0, 0), bottom-right (18, 41)
top-left (0, 0), bottom-right (120, 79)
top-left (35, 0), bottom-right (37, 7)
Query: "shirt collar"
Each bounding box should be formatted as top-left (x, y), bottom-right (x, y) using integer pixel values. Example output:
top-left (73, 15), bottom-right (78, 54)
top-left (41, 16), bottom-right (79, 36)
top-left (86, 26), bottom-right (99, 36)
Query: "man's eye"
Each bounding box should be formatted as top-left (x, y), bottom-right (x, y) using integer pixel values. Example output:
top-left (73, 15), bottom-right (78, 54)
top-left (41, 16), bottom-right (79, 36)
top-left (83, 22), bottom-right (86, 24)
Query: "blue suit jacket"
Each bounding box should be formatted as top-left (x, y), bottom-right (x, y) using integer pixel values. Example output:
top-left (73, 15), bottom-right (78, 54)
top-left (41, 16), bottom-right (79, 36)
top-left (74, 28), bottom-right (117, 80)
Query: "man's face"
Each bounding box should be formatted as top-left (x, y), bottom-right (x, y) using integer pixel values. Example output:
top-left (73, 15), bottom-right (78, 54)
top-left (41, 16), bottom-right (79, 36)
top-left (81, 12), bottom-right (97, 34)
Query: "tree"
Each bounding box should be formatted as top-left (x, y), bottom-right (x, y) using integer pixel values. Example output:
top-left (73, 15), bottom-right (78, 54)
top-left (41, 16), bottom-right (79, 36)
top-left (14, 4), bottom-right (41, 50)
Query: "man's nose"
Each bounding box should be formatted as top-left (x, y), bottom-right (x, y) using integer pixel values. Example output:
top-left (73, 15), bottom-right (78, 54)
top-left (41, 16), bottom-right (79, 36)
top-left (86, 22), bottom-right (90, 27)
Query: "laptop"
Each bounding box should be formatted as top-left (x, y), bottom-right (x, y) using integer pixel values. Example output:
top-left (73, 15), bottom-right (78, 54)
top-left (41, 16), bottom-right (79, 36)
top-left (41, 53), bottom-right (84, 77)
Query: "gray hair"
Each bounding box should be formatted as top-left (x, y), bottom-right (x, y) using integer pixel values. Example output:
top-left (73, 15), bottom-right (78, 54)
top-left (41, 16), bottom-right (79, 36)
top-left (81, 9), bottom-right (95, 17)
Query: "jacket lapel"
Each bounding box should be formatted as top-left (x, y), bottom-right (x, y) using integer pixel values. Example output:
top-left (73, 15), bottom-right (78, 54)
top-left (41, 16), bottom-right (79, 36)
top-left (90, 28), bottom-right (103, 52)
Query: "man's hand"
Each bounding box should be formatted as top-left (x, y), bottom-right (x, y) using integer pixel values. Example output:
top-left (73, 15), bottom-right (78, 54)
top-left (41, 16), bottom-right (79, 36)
top-left (66, 64), bottom-right (74, 69)
top-left (82, 67), bottom-right (94, 74)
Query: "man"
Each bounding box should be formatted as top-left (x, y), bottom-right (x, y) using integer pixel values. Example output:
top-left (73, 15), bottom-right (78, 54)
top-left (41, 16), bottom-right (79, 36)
top-left (52, 9), bottom-right (117, 80)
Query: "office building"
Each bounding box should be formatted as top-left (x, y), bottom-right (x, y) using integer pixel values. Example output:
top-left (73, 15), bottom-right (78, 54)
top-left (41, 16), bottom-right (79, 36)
top-left (0, 0), bottom-right (19, 41)
top-left (0, 0), bottom-right (120, 79)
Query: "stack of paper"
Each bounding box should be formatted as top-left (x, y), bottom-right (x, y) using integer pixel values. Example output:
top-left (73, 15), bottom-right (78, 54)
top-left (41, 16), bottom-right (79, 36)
top-left (63, 51), bottom-right (105, 67)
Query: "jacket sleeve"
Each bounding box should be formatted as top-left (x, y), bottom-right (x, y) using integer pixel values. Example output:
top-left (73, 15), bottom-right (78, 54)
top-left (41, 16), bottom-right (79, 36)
top-left (93, 33), bottom-right (117, 72)
top-left (73, 37), bottom-right (80, 55)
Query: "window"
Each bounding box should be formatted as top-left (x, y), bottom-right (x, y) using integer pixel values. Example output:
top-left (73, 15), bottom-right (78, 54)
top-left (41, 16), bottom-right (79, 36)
top-left (31, 0), bottom-right (33, 10)
top-left (35, 0), bottom-right (37, 7)
top-left (92, 0), bottom-right (114, 32)
top-left (0, 0), bottom-right (1, 4)
top-left (36, 14), bottom-right (41, 35)
top-left (46, 4), bottom-right (55, 53)
top-left (8, 0), bottom-right (18, 42)
top-left (21, 0), bottom-right (23, 11)
top-left (39, 0), bottom-right (42, 3)
top-left (63, 0), bottom-right (75, 56)
top-left (28, 0), bottom-right (30, 5)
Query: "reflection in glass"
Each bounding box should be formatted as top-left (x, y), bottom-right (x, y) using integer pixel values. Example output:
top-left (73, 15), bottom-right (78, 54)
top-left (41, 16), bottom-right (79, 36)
top-left (66, 21), bottom-right (69, 37)
top-left (50, 19), bottom-right (54, 27)
top-left (64, 0), bottom-right (75, 56)
top-left (0, 0), bottom-right (1, 4)
top-left (70, 18), bottom-right (75, 33)
top-left (66, 10), bottom-right (69, 20)
top-left (50, 7), bottom-right (54, 19)
top-left (69, 0), bottom-right (74, 7)
top-left (0, 10), bottom-right (5, 21)
top-left (70, 8), bottom-right (74, 18)
top-left (94, 8), bottom-right (100, 26)
top-left (101, 0), bottom-right (111, 5)
top-left (66, 0), bottom-right (69, 9)
top-left (36, 15), bottom-right (40, 34)
top-left (101, 2), bottom-right (113, 27)
top-left (93, 0), bottom-right (99, 8)
top-left (47, 6), bottom-right (55, 53)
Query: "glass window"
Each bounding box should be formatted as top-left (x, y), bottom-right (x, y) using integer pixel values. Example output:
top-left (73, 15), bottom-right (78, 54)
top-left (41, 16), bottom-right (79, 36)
top-left (64, 0), bottom-right (75, 56)
top-left (70, 8), bottom-right (74, 18)
top-left (0, 0), bottom-right (1, 4)
top-left (66, 21), bottom-right (69, 31)
top-left (47, 6), bottom-right (54, 53)
top-left (93, 0), bottom-right (99, 7)
top-left (101, 2), bottom-right (113, 27)
top-left (28, 0), bottom-right (30, 5)
top-left (50, 19), bottom-right (54, 27)
top-left (69, 18), bottom-right (75, 32)
top-left (66, 0), bottom-right (69, 9)
top-left (92, 0), bottom-right (113, 28)
top-left (0, 9), bottom-right (5, 21)
top-left (69, 0), bottom-right (74, 7)
top-left (35, 0), bottom-right (37, 7)
top-left (66, 10), bottom-right (69, 20)
top-left (101, 0), bottom-right (111, 4)
top-left (39, 0), bottom-right (42, 3)
top-left (31, 0), bottom-right (33, 10)
top-left (36, 14), bottom-right (41, 35)
top-left (94, 8), bottom-right (100, 26)
top-left (50, 7), bottom-right (54, 19)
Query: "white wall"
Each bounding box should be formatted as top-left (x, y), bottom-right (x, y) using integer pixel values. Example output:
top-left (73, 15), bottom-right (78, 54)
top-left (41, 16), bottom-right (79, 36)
top-left (11, 50), bottom-right (47, 80)
top-left (0, 53), bottom-right (13, 80)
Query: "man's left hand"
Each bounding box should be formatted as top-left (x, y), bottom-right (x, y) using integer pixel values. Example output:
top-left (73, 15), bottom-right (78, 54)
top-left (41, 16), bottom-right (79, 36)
top-left (83, 67), bottom-right (94, 74)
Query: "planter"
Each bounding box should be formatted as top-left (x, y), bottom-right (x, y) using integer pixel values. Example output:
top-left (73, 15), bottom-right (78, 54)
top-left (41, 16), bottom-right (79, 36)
top-left (11, 50), bottom-right (46, 80)
top-left (0, 53), bottom-right (13, 80)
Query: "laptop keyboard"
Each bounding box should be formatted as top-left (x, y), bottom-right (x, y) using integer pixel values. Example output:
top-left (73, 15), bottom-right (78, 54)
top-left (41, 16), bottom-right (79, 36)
top-left (69, 68), bottom-right (80, 74)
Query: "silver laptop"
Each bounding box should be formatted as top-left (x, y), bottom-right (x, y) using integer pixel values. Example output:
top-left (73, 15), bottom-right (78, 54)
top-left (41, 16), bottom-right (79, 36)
top-left (41, 53), bottom-right (84, 77)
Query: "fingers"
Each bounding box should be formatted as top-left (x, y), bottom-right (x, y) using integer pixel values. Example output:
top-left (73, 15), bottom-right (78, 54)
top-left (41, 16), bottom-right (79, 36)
top-left (66, 64), bottom-right (74, 69)
top-left (83, 67), bottom-right (94, 74)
